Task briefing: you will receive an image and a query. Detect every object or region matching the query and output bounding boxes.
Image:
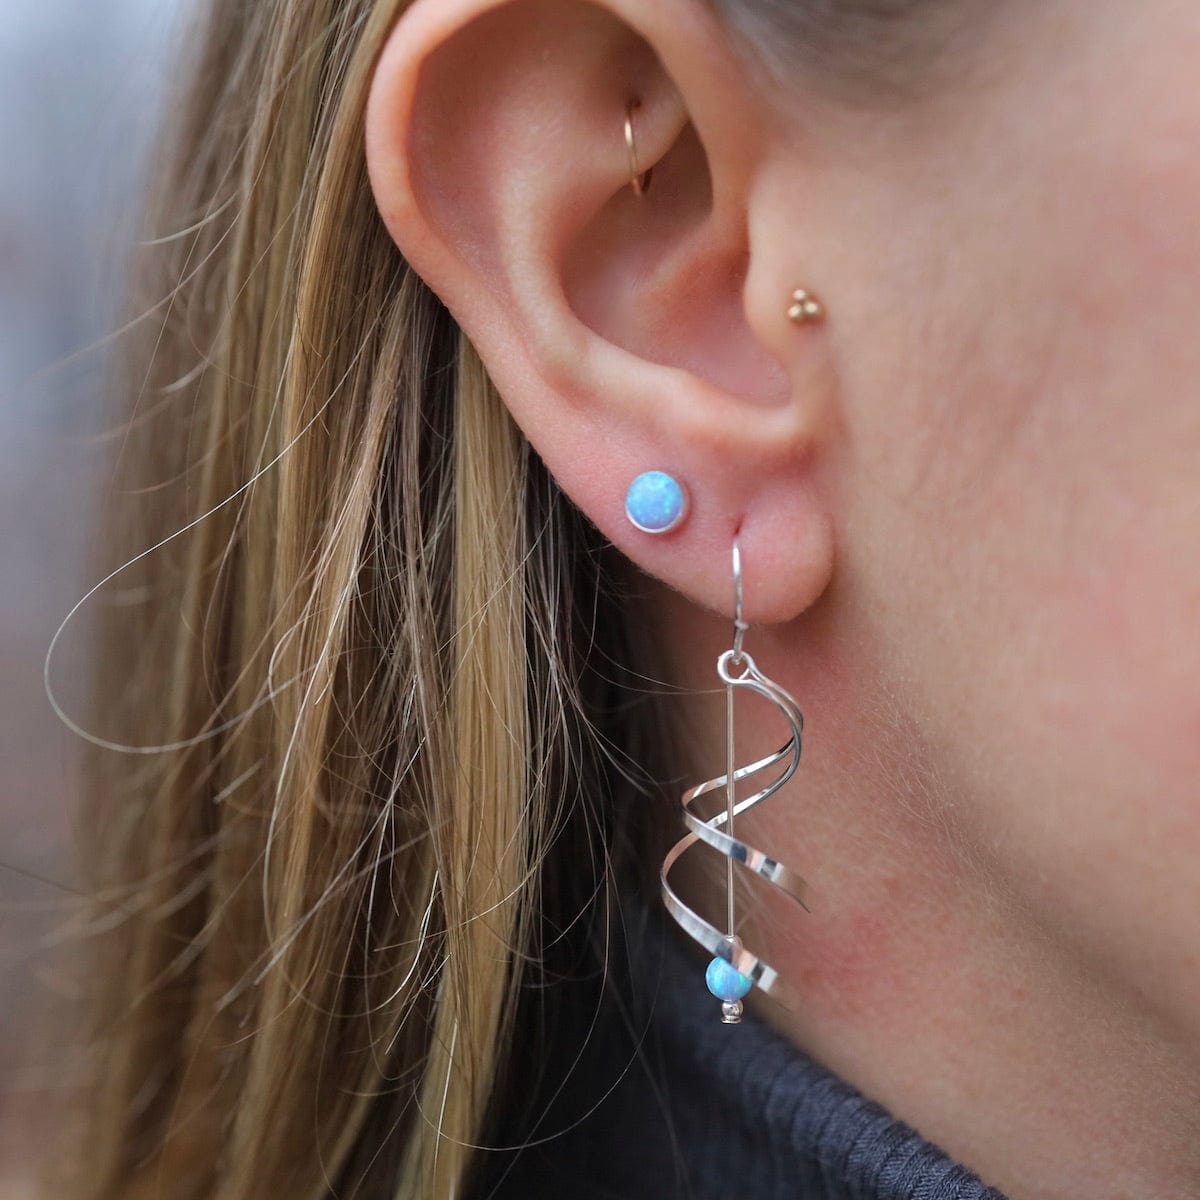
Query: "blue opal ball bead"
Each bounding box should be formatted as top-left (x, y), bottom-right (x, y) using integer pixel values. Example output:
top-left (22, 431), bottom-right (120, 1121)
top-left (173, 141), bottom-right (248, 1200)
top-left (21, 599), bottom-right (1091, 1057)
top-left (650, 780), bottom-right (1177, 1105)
top-left (705, 955), bottom-right (752, 1002)
top-left (624, 471), bottom-right (686, 534)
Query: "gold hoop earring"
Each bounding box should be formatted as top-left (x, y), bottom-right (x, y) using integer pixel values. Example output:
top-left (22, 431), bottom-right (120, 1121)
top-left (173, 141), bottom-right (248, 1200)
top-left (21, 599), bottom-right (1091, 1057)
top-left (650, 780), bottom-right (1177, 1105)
top-left (787, 288), bottom-right (825, 324)
top-left (624, 101), bottom-right (653, 196)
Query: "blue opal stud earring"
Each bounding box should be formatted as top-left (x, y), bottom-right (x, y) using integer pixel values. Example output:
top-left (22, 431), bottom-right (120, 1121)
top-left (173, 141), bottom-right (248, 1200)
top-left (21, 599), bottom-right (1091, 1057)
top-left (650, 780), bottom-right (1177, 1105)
top-left (625, 470), bottom-right (687, 534)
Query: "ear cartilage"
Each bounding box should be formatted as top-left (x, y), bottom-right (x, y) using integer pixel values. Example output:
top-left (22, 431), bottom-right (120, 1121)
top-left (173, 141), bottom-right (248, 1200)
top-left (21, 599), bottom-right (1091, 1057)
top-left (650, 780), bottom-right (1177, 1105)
top-left (625, 471), bottom-right (687, 534)
top-left (787, 288), bottom-right (825, 323)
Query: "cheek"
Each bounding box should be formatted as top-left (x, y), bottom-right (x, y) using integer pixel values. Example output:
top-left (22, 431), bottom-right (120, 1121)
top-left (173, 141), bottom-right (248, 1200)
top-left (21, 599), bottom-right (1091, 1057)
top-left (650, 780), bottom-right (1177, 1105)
top-left (840, 248), bottom-right (1200, 1024)
top-left (897, 459), bottom-right (1200, 1030)
top-left (811, 0), bottom-right (1200, 1028)
top-left (1044, 531), bottom-right (1200, 788)
top-left (875, 34), bottom-right (1200, 831)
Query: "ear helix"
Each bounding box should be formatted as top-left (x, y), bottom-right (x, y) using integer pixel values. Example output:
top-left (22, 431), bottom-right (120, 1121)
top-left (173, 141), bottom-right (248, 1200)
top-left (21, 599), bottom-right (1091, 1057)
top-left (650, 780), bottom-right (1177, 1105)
top-left (625, 470), bottom-right (688, 534)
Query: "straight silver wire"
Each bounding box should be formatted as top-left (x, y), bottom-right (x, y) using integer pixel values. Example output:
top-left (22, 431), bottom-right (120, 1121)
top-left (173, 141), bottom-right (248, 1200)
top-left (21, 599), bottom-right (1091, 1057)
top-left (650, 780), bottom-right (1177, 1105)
top-left (726, 538), bottom-right (741, 942)
top-left (726, 676), bottom-right (736, 939)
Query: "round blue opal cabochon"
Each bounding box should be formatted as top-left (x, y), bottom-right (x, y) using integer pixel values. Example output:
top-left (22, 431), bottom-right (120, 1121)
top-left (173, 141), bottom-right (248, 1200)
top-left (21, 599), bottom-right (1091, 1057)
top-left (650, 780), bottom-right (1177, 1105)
top-left (624, 470), bottom-right (686, 534)
top-left (705, 955), bottom-right (753, 1003)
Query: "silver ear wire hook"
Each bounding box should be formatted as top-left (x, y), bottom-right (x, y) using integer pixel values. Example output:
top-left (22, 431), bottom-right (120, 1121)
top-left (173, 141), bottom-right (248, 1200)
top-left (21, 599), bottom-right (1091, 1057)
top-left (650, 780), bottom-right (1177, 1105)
top-left (732, 539), bottom-right (748, 663)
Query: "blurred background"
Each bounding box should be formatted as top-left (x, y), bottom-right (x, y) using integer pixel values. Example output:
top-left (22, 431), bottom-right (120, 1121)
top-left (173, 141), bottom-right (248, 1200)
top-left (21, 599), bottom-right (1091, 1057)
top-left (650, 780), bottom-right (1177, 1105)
top-left (0, 2), bottom-right (186, 1193)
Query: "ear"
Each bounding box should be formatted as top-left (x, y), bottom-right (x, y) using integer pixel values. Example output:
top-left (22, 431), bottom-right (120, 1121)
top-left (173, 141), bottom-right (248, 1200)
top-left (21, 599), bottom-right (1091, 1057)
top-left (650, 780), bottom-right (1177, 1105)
top-left (365, 0), bottom-right (835, 623)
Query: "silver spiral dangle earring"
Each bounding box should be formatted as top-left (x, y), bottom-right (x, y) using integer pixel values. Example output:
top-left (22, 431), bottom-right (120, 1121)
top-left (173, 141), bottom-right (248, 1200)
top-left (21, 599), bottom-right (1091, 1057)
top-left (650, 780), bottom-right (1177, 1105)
top-left (660, 540), bottom-right (813, 1023)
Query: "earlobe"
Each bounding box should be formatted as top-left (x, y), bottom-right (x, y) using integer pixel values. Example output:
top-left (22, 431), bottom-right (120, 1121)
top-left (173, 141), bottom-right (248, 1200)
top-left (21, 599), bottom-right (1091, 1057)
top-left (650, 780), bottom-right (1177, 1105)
top-left (365, 0), bottom-right (836, 624)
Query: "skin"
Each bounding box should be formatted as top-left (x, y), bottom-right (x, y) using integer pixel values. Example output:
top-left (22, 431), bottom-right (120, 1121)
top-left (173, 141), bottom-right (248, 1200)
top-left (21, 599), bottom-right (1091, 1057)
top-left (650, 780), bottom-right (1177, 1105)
top-left (365, 1), bottom-right (1200, 1196)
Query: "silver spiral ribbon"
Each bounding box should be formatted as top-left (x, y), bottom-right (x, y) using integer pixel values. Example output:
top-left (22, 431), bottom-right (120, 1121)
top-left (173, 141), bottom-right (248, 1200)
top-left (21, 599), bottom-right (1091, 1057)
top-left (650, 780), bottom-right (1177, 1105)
top-left (660, 641), bottom-right (812, 1012)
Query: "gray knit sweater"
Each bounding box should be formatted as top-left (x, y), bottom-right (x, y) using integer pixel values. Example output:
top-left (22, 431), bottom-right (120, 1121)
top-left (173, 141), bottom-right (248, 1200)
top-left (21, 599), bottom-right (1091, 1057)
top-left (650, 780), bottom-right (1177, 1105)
top-left (474, 892), bottom-right (1009, 1200)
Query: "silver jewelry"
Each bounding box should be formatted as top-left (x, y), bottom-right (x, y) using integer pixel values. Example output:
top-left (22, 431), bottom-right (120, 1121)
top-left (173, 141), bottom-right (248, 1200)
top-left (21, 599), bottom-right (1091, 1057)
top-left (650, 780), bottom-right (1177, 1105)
top-left (660, 539), bottom-right (812, 1022)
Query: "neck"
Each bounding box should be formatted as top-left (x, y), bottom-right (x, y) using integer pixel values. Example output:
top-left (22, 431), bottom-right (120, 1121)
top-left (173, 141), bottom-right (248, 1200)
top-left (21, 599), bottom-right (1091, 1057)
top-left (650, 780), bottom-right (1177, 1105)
top-left (650, 583), bottom-right (1200, 1200)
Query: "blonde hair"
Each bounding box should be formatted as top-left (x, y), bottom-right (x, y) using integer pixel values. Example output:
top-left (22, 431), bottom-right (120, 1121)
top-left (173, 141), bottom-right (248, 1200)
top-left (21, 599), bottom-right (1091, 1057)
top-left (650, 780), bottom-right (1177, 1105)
top-left (60, 1), bottom-right (671, 1196)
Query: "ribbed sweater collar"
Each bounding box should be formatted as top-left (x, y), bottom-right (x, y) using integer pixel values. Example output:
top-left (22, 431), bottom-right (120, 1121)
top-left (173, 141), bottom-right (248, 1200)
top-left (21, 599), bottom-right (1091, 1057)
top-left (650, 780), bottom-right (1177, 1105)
top-left (640, 902), bottom-right (1010, 1200)
top-left (478, 892), bottom-right (1010, 1200)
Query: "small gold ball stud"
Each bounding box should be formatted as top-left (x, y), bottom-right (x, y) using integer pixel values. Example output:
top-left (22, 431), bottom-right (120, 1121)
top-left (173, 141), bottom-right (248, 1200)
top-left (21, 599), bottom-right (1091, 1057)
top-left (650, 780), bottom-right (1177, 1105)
top-left (787, 288), bottom-right (825, 324)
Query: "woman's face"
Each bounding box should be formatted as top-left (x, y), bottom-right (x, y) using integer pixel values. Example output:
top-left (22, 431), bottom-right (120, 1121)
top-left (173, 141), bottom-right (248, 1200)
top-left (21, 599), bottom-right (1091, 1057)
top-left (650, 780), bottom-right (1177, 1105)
top-left (780, 0), bottom-right (1200, 1035)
